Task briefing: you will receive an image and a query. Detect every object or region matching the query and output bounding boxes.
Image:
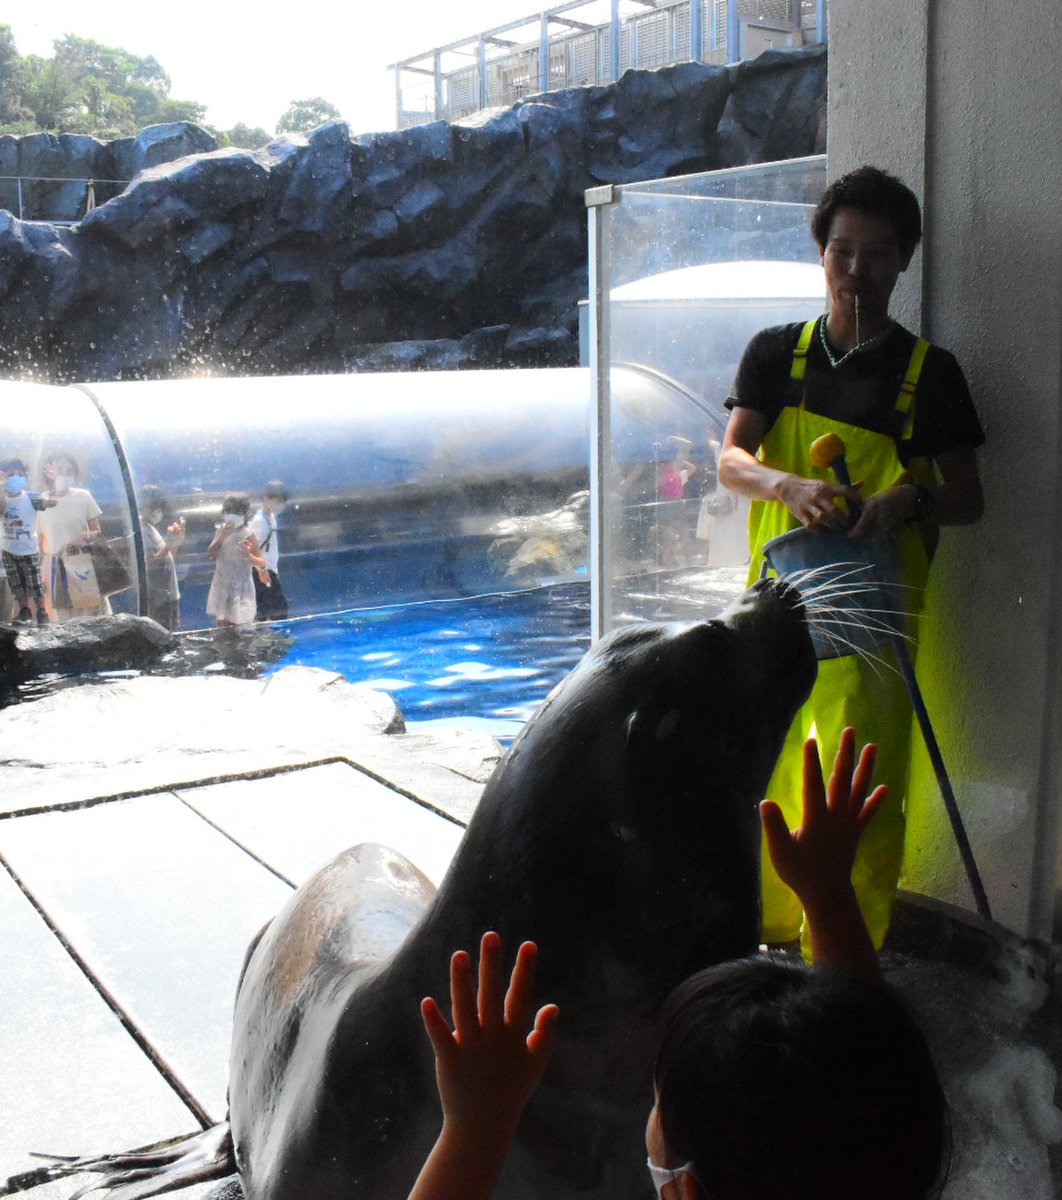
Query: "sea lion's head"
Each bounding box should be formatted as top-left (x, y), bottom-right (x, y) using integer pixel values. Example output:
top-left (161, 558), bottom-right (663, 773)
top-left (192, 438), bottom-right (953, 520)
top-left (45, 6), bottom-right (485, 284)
top-left (506, 575), bottom-right (816, 807)
top-left (460, 578), bottom-right (817, 984)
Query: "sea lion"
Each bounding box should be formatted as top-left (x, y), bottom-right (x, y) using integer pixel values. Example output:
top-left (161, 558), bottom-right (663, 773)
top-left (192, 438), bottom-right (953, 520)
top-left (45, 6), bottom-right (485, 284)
top-left (35, 577), bottom-right (816, 1200)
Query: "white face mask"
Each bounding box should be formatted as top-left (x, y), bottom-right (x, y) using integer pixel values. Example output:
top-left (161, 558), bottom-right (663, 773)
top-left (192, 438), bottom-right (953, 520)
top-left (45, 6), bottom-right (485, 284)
top-left (146, 509), bottom-right (164, 525)
top-left (53, 474), bottom-right (75, 490)
top-left (223, 512), bottom-right (243, 525)
top-left (270, 502), bottom-right (287, 517)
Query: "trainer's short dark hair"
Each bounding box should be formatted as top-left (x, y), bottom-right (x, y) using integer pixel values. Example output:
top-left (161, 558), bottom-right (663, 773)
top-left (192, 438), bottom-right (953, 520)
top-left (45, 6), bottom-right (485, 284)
top-left (811, 165), bottom-right (923, 259)
top-left (263, 480), bottom-right (289, 501)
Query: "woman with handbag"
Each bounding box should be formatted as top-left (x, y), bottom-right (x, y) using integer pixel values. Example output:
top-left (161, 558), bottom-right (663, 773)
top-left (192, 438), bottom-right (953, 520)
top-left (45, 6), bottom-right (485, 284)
top-left (36, 450), bottom-right (110, 621)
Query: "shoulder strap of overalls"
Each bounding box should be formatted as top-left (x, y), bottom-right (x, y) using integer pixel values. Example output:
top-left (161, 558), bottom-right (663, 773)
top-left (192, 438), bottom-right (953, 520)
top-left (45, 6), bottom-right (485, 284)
top-left (895, 337), bottom-right (930, 438)
top-left (789, 319), bottom-right (818, 382)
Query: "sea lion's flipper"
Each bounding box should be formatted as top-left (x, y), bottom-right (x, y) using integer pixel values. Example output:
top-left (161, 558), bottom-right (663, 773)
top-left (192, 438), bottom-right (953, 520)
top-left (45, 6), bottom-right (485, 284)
top-left (5, 1123), bottom-right (233, 1200)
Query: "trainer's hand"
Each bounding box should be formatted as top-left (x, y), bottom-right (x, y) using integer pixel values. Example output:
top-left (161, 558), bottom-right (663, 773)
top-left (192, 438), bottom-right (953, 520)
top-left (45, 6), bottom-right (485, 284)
top-left (776, 474), bottom-right (861, 533)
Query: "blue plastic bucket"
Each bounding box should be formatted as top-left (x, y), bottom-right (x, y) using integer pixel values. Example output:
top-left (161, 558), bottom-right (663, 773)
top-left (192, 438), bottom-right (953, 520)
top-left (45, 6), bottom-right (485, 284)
top-left (761, 527), bottom-right (906, 659)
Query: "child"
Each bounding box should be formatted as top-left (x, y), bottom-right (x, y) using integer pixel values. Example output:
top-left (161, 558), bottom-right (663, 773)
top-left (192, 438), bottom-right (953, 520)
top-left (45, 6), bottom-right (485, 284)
top-left (206, 493), bottom-right (265, 628)
top-left (409, 730), bottom-right (948, 1200)
top-left (247, 480), bottom-right (289, 622)
top-left (140, 485), bottom-right (186, 631)
top-left (1, 457), bottom-right (54, 625)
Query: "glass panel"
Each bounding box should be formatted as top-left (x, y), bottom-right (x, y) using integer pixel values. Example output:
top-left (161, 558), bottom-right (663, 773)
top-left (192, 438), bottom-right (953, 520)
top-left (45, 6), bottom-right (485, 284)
top-left (598, 155), bottom-right (826, 626)
top-left (0, 381), bottom-right (137, 625)
top-left (81, 370), bottom-right (591, 632)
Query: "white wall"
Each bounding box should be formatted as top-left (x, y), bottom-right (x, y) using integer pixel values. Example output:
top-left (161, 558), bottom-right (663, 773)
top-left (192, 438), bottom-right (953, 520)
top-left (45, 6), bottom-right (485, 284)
top-left (827, 0), bottom-right (1062, 938)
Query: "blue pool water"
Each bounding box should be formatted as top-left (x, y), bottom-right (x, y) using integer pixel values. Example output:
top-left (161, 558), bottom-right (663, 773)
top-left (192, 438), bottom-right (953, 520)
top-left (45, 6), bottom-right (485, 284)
top-left (267, 583), bottom-right (591, 739)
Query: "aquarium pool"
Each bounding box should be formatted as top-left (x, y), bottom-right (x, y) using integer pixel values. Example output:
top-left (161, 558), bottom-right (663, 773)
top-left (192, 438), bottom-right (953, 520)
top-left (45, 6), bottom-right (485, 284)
top-left (3, 571), bottom-right (746, 740)
top-left (268, 583), bottom-right (592, 740)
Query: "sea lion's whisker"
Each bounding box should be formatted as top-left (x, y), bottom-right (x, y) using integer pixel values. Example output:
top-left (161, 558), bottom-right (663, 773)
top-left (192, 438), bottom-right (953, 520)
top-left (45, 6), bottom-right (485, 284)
top-left (785, 562), bottom-right (877, 591)
top-left (808, 601), bottom-right (915, 642)
top-left (805, 619), bottom-right (898, 678)
top-left (812, 602), bottom-right (914, 634)
top-left (796, 579), bottom-right (881, 602)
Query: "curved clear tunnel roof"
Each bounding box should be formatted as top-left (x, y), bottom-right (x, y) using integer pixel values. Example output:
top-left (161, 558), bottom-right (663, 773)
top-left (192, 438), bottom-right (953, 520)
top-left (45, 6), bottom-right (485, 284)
top-left (82, 369), bottom-right (594, 495)
top-left (610, 259), bottom-right (825, 302)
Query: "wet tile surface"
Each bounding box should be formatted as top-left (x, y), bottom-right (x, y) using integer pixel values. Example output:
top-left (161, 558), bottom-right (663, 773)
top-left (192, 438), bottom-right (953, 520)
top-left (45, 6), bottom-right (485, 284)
top-left (176, 761), bottom-right (465, 888)
top-left (0, 864), bottom-right (200, 1180)
top-left (0, 794), bottom-right (293, 1122)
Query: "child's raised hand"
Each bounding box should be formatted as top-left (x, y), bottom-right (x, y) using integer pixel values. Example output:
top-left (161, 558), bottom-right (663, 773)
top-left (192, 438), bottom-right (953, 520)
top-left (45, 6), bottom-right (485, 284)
top-left (420, 932), bottom-right (559, 1138)
top-left (760, 728), bottom-right (888, 914)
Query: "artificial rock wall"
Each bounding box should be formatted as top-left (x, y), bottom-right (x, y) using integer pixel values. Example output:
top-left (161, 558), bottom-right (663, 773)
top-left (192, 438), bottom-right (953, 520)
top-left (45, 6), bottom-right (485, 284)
top-left (0, 123), bottom-right (218, 223)
top-left (0, 45), bottom-right (824, 383)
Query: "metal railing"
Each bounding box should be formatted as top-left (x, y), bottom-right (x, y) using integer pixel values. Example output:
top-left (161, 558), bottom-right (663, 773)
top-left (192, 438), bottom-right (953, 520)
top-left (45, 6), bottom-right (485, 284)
top-left (394, 0), bottom-right (824, 128)
top-left (0, 175), bottom-right (130, 223)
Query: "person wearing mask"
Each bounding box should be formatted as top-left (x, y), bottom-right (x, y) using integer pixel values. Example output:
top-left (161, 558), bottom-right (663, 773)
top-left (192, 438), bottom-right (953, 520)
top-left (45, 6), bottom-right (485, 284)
top-left (36, 450), bottom-right (107, 620)
top-left (248, 481), bottom-right (289, 622)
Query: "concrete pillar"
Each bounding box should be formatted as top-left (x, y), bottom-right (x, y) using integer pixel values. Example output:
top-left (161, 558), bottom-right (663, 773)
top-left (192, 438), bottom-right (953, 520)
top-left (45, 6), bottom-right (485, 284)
top-left (828, 1), bottom-right (1062, 938)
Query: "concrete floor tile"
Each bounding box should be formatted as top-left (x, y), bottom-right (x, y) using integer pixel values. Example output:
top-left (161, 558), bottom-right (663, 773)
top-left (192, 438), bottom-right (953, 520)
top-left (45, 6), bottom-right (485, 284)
top-left (0, 865), bottom-right (200, 1181)
top-left (0, 795), bottom-right (293, 1122)
top-left (176, 761), bottom-right (464, 887)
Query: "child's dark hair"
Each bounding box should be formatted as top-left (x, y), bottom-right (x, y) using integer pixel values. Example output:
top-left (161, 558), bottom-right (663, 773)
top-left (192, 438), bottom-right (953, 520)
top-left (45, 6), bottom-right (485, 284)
top-left (1, 457), bottom-right (28, 474)
top-left (811, 165), bottom-right (923, 259)
top-left (43, 449), bottom-right (81, 478)
top-left (221, 492), bottom-right (251, 517)
top-left (140, 484), bottom-right (170, 518)
top-left (654, 957), bottom-right (948, 1200)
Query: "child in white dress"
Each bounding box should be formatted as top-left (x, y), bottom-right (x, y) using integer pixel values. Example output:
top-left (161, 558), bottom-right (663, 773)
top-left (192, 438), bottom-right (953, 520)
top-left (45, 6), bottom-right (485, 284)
top-left (206, 493), bottom-right (265, 627)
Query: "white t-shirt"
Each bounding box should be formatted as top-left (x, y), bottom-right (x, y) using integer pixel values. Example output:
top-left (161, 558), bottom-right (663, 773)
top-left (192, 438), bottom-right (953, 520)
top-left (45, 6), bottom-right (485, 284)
top-left (37, 487), bottom-right (103, 556)
top-left (2, 490), bottom-right (40, 556)
top-left (248, 509), bottom-right (280, 572)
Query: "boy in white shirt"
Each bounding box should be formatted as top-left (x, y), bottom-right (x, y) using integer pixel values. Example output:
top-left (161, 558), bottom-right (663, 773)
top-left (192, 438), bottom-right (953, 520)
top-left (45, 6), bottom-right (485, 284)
top-left (1, 457), bottom-right (54, 625)
top-left (248, 480), bottom-right (289, 621)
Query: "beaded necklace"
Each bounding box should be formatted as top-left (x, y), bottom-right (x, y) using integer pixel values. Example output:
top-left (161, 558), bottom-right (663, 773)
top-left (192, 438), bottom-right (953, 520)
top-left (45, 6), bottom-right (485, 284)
top-left (818, 312), bottom-right (895, 369)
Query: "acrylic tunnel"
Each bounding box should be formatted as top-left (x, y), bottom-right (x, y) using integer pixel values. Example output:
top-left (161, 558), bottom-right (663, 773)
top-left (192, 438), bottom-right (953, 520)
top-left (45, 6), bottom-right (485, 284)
top-left (0, 364), bottom-right (732, 631)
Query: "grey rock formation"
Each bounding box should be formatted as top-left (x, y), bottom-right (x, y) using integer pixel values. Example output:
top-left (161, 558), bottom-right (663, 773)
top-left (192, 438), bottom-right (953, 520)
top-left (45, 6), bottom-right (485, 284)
top-left (0, 614), bottom-right (177, 679)
top-left (0, 123), bottom-right (217, 223)
top-left (0, 46), bottom-right (825, 381)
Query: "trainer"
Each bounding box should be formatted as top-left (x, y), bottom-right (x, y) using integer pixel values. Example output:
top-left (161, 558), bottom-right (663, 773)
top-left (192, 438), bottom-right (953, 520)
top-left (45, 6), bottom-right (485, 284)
top-left (719, 165), bottom-right (985, 949)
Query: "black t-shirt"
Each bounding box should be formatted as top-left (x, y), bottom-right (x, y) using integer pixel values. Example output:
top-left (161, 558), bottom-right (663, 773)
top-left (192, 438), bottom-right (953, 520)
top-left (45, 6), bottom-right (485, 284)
top-left (726, 320), bottom-right (985, 467)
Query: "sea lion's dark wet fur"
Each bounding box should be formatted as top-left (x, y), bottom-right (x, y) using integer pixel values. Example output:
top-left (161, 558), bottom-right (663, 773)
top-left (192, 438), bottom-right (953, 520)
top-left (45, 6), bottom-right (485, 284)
top-left (44, 579), bottom-right (816, 1200)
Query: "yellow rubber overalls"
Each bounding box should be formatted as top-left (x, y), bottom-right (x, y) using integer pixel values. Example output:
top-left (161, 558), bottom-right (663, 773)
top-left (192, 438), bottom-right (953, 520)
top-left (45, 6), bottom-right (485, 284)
top-left (750, 319), bottom-right (933, 948)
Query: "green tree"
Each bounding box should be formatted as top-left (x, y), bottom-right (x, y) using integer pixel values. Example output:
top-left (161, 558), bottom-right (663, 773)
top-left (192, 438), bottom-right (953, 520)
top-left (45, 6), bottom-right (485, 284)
top-left (275, 97), bottom-right (341, 134)
top-left (0, 28), bottom-right (252, 139)
top-left (0, 25), bottom-right (30, 125)
top-left (226, 122), bottom-right (271, 148)
top-left (157, 98), bottom-right (208, 125)
top-left (20, 55), bottom-right (82, 131)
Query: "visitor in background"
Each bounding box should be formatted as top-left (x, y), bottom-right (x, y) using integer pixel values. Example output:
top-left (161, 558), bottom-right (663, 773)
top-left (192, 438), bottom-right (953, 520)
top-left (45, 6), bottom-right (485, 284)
top-left (139, 484), bottom-right (185, 631)
top-left (1, 457), bottom-right (54, 625)
top-left (718, 165), bottom-right (985, 949)
top-left (37, 450), bottom-right (108, 621)
top-left (206, 492), bottom-right (264, 628)
top-left (248, 480), bottom-right (289, 622)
